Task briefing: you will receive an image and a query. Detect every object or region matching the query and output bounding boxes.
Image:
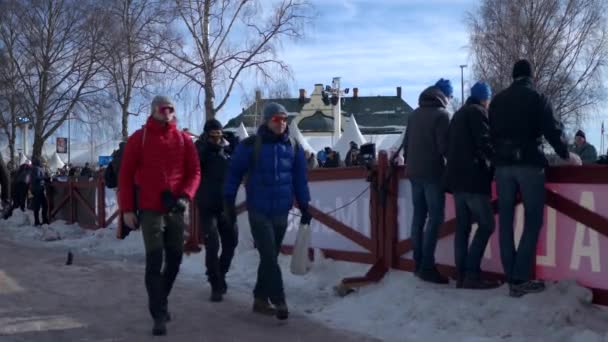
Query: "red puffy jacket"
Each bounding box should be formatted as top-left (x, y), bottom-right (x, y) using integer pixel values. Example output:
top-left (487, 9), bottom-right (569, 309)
top-left (118, 117), bottom-right (201, 212)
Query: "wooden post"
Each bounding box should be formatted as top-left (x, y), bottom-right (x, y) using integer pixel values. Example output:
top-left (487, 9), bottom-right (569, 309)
top-left (97, 174), bottom-right (106, 228)
top-left (69, 178), bottom-right (75, 224)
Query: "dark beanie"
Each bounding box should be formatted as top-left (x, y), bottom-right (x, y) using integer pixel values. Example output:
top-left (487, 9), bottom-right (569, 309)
top-left (575, 130), bottom-right (586, 139)
top-left (263, 102), bottom-right (287, 121)
top-left (204, 119), bottom-right (223, 133)
top-left (512, 59), bottom-right (532, 79)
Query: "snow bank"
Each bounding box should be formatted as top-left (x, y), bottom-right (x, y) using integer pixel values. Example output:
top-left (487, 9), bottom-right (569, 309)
top-left (3, 210), bottom-right (608, 341)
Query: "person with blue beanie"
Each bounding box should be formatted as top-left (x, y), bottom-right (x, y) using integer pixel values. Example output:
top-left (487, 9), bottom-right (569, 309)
top-left (445, 81), bottom-right (499, 289)
top-left (435, 78), bottom-right (454, 99)
top-left (224, 102), bottom-right (311, 320)
top-left (396, 79), bottom-right (452, 284)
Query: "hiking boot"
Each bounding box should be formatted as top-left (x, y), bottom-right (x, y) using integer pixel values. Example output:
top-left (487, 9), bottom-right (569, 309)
top-left (220, 277), bottom-right (228, 295)
top-left (152, 319), bottom-right (167, 336)
top-left (462, 277), bottom-right (501, 290)
top-left (275, 302), bottom-right (289, 320)
top-left (419, 268), bottom-right (449, 284)
top-left (210, 290), bottom-right (223, 302)
top-left (252, 298), bottom-right (276, 316)
top-left (509, 281), bottom-right (546, 297)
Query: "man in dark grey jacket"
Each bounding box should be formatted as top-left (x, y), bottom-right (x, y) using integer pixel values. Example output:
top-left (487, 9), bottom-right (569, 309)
top-left (402, 78), bottom-right (452, 284)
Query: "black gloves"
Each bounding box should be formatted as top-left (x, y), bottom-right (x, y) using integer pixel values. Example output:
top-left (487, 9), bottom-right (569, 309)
top-left (224, 200), bottom-right (237, 226)
top-left (300, 204), bottom-right (312, 225)
top-left (161, 190), bottom-right (189, 213)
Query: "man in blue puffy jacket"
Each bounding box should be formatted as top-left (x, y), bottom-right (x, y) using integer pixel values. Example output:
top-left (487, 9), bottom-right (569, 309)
top-left (224, 102), bottom-right (311, 321)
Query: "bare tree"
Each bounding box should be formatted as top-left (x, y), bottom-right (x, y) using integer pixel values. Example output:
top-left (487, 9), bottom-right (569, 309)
top-left (468, 0), bottom-right (608, 126)
top-left (0, 0), bottom-right (108, 159)
top-left (162, 0), bottom-right (314, 121)
top-left (0, 46), bottom-right (25, 164)
top-left (100, 0), bottom-right (178, 140)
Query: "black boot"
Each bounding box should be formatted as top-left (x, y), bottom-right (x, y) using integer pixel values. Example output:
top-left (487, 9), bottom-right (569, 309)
top-left (220, 275), bottom-right (228, 295)
top-left (252, 298), bottom-right (276, 316)
top-left (275, 301), bottom-right (289, 320)
top-left (152, 318), bottom-right (167, 336)
top-left (210, 290), bottom-right (223, 302)
top-left (419, 267), bottom-right (449, 284)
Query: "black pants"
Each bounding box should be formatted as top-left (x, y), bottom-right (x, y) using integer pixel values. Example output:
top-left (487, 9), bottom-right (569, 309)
top-left (200, 207), bottom-right (238, 288)
top-left (248, 211), bottom-right (288, 304)
top-left (32, 190), bottom-right (49, 225)
top-left (14, 182), bottom-right (27, 211)
top-left (141, 210), bottom-right (185, 320)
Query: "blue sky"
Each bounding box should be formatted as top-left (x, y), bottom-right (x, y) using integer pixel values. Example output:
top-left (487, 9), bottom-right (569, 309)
top-left (215, 0), bottom-right (477, 122)
top-left (209, 0), bottom-right (608, 152)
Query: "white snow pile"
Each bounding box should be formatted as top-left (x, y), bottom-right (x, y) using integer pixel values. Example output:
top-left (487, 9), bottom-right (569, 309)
top-left (2, 210), bottom-right (608, 341)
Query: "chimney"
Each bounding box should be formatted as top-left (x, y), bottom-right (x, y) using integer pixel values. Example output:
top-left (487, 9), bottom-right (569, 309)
top-left (397, 86), bottom-right (402, 98)
top-left (299, 88), bottom-right (307, 102)
top-left (353, 87), bottom-right (359, 99)
top-left (255, 89), bottom-right (262, 102)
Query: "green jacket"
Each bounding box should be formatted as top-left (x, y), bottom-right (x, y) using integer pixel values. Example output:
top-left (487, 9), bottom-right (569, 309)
top-left (571, 142), bottom-right (598, 164)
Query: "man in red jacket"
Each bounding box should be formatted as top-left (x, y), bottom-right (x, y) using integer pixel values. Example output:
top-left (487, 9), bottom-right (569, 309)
top-left (119, 95), bottom-right (200, 336)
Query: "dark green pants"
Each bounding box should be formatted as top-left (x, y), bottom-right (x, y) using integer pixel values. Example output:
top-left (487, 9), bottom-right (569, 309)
top-left (140, 210), bottom-right (185, 320)
top-left (248, 211), bottom-right (288, 305)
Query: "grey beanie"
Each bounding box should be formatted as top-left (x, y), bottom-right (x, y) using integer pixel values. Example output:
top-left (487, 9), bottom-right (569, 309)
top-left (263, 102), bottom-right (287, 121)
top-left (150, 95), bottom-right (175, 115)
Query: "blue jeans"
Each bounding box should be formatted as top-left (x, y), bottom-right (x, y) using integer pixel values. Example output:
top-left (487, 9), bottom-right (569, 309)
top-left (495, 166), bottom-right (545, 283)
top-left (453, 193), bottom-right (495, 279)
top-left (410, 179), bottom-right (445, 271)
top-left (248, 211), bottom-right (288, 304)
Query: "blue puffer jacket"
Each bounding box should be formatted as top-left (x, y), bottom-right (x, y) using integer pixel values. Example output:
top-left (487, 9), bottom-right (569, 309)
top-left (224, 125), bottom-right (310, 215)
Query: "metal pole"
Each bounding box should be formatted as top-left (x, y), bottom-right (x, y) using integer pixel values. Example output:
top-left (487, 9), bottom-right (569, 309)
top-left (332, 77), bottom-right (341, 143)
top-left (459, 65), bottom-right (467, 106)
top-left (68, 113), bottom-right (71, 164)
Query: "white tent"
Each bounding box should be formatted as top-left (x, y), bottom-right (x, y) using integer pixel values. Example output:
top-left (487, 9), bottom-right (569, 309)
top-left (333, 116), bottom-right (367, 156)
top-left (18, 153), bottom-right (29, 165)
top-left (236, 122), bottom-right (249, 140)
top-left (390, 129), bottom-right (406, 150)
top-left (47, 152), bottom-right (65, 171)
top-left (289, 121), bottom-right (315, 154)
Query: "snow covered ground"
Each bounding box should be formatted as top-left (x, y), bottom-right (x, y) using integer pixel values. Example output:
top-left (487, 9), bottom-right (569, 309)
top-left (2, 210), bottom-right (608, 342)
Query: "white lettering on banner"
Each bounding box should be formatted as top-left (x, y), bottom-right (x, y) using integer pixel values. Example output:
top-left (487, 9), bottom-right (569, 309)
top-left (570, 191), bottom-right (601, 272)
top-left (537, 207), bottom-right (556, 267)
top-left (514, 205), bottom-right (524, 248)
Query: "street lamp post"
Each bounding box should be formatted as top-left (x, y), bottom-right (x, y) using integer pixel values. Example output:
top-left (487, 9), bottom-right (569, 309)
top-left (459, 64), bottom-right (468, 106)
top-left (68, 113), bottom-right (71, 165)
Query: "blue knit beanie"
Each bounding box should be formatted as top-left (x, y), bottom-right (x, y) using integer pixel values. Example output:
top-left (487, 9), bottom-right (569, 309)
top-left (434, 78), bottom-right (454, 98)
top-left (263, 102), bottom-right (287, 121)
top-left (470, 82), bottom-right (492, 102)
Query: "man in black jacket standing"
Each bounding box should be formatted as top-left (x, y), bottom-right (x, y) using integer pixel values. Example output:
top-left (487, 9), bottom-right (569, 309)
top-left (445, 81), bottom-right (497, 289)
top-left (196, 119), bottom-right (238, 302)
top-left (489, 60), bottom-right (581, 297)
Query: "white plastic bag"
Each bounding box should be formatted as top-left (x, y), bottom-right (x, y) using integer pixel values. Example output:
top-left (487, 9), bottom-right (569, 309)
top-left (290, 223), bottom-right (311, 275)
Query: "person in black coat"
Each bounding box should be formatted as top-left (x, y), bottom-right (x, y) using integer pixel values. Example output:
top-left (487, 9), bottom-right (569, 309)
top-left (80, 162), bottom-right (93, 178)
top-left (196, 119), bottom-right (237, 302)
top-left (30, 157), bottom-right (49, 226)
top-left (489, 60), bottom-right (581, 297)
top-left (445, 81), bottom-right (498, 289)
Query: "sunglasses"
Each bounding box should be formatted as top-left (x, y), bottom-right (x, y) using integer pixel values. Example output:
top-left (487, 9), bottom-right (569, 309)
top-left (159, 106), bottom-right (175, 113)
top-left (271, 115), bottom-right (288, 123)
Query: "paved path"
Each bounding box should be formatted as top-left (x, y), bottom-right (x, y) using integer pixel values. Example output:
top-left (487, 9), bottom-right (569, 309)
top-left (0, 239), bottom-right (377, 342)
